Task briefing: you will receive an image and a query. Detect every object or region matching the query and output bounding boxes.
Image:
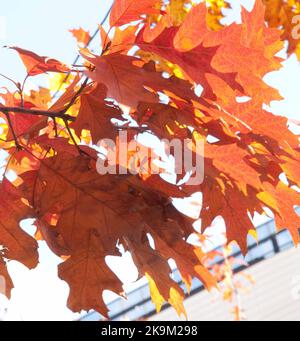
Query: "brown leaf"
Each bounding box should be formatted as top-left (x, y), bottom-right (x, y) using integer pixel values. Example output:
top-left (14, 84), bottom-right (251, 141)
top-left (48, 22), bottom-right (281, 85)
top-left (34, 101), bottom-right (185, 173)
top-left (0, 180), bottom-right (38, 270)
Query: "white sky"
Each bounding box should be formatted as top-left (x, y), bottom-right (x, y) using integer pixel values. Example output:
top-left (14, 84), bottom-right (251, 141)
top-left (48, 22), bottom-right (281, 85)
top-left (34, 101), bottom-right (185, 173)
top-left (0, 0), bottom-right (299, 320)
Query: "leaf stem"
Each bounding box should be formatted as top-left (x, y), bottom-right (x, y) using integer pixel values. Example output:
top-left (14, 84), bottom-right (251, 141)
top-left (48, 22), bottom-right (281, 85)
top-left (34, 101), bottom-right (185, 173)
top-left (64, 119), bottom-right (81, 155)
top-left (59, 77), bottom-right (89, 115)
top-left (4, 112), bottom-right (21, 150)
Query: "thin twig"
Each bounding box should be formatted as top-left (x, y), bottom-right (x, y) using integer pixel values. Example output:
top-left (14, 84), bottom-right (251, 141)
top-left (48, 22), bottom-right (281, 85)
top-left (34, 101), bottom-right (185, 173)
top-left (0, 73), bottom-right (24, 107)
top-left (63, 119), bottom-right (82, 155)
top-left (101, 26), bottom-right (112, 55)
top-left (4, 112), bottom-right (21, 150)
top-left (0, 73), bottom-right (20, 89)
top-left (53, 4), bottom-right (113, 97)
top-left (59, 77), bottom-right (89, 115)
top-left (115, 125), bottom-right (154, 135)
top-left (71, 64), bottom-right (89, 68)
top-left (53, 118), bottom-right (58, 137)
top-left (3, 151), bottom-right (17, 178)
top-left (20, 74), bottom-right (30, 108)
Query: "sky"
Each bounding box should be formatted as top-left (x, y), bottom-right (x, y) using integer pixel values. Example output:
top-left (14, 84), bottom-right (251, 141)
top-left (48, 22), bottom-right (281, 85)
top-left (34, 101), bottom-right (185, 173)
top-left (0, 0), bottom-right (299, 321)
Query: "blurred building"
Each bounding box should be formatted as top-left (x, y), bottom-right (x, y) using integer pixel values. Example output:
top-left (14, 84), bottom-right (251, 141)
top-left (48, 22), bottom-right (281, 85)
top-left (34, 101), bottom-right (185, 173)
top-left (80, 214), bottom-right (300, 321)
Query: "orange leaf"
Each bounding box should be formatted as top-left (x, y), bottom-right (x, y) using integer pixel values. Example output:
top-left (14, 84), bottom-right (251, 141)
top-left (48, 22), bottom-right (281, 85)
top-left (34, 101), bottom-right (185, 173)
top-left (110, 0), bottom-right (161, 27)
top-left (69, 27), bottom-right (91, 46)
top-left (9, 46), bottom-right (69, 76)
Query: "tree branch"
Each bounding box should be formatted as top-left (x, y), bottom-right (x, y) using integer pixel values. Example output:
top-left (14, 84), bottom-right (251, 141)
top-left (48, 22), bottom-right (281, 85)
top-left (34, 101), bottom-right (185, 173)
top-left (0, 106), bottom-right (75, 122)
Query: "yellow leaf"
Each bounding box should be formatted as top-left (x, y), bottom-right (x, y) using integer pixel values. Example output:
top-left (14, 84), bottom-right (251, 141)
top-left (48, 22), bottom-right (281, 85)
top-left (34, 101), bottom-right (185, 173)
top-left (145, 272), bottom-right (165, 313)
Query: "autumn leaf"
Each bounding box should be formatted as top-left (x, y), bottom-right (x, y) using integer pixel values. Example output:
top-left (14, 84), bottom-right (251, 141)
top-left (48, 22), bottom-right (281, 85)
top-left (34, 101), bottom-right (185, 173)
top-left (0, 259), bottom-right (14, 299)
top-left (128, 232), bottom-right (187, 318)
top-left (166, 0), bottom-right (189, 26)
top-left (19, 151), bottom-right (190, 314)
top-left (72, 83), bottom-right (124, 143)
top-left (258, 182), bottom-right (300, 244)
top-left (82, 49), bottom-right (199, 109)
top-left (173, 3), bottom-right (208, 52)
top-left (19, 153), bottom-right (136, 315)
top-left (205, 143), bottom-right (262, 192)
top-left (107, 26), bottom-right (137, 54)
top-left (137, 0), bottom-right (283, 103)
top-left (69, 27), bottom-right (91, 46)
top-left (198, 178), bottom-right (260, 254)
top-left (206, 0), bottom-right (231, 30)
top-left (136, 26), bottom-right (239, 99)
top-left (81, 51), bottom-right (155, 108)
top-left (109, 0), bottom-right (161, 27)
top-left (58, 232), bottom-right (124, 316)
top-left (263, 0), bottom-right (300, 59)
top-left (0, 179), bottom-right (39, 299)
top-left (8, 46), bottom-right (70, 76)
